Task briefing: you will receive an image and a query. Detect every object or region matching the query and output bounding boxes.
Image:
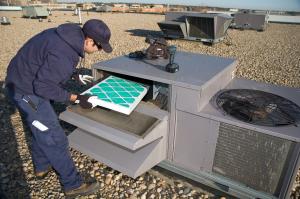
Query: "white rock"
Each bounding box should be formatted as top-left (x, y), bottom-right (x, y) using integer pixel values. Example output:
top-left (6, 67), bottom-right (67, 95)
top-left (105, 174), bottom-right (112, 185)
top-left (148, 183), bottom-right (156, 190)
top-left (140, 192), bottom-right (147, 199)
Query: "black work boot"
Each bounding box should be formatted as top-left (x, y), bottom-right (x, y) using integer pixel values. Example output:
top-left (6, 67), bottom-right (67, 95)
top-left (65, 181), bottom-right (99, 198)
top-left (35, 166), bottom-right (53, 180)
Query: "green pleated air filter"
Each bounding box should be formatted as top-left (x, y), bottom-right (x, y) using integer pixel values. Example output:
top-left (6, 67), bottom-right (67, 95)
top-left (81, 75), bottom-right (148, 115)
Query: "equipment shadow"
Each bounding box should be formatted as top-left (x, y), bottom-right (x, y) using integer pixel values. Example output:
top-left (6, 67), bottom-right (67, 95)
top-left (0, 81), bottom-right (31, 198)
top-left (125, 29), bottom-right (163, 38)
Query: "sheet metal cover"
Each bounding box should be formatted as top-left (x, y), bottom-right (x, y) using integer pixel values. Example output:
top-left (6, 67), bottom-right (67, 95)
top-left (82, 75), bottom-right (148, 115)
top-left (69, 106), bottom-right (158, 138)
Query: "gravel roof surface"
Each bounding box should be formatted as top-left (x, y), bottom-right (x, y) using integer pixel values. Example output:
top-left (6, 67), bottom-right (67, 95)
top-left (0, 11), bottom-right (299, 199)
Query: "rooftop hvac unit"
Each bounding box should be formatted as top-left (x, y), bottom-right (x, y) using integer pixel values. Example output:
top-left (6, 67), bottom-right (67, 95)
top-left (158, 12), bottom-right (233, 43)
top-left (96, 5), bottom-right (112, 12)
top-left (22, 6), bottom-right (49, 19)
top-left (185, 13), bottom-right (233, 42)
top-left (59, 51), bottom-right (300, 198)
top-left (231, 12), bottom-right (267, 31)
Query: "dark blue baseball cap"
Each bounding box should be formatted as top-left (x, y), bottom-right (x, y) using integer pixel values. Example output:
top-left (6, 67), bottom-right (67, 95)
top-left (82, 19), bottom-right (112, 53)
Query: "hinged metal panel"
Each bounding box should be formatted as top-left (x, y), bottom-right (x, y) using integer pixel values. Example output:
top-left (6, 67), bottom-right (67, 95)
top-left (59, 103), bottom-right (168, 150)
top-left (69, 128), bottom-right (167, 178)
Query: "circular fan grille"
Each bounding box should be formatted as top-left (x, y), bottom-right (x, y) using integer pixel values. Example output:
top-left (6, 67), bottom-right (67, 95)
top-left (215, 89), bottom-right (300, 126)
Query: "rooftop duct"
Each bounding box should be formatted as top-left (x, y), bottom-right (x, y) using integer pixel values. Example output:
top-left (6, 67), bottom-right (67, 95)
top-left (0, 17), bottom-right (11, 25)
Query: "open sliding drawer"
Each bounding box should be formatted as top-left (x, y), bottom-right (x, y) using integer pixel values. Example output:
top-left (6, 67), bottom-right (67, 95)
top-left (59, 102), bottom-right (169, 178)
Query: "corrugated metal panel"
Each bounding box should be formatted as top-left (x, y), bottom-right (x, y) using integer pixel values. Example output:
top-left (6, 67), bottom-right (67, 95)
top-left (213, 122), bottom-right (295, 196)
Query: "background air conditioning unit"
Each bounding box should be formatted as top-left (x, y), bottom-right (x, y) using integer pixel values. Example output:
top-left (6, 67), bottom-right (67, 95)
top-left (185, 13), bottom-right (233, 42)
top-left (157, 12), bottom-right (233, 43)
top-left (231, 11), bottom-right (267, 31)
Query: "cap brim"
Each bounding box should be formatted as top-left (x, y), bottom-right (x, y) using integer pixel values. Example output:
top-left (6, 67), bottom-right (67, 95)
top-left (101, 43), bottom-right (113, 53)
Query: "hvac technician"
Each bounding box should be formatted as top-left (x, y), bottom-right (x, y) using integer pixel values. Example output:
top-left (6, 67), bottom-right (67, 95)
top-left (5, 19), bottom-right (112, 197)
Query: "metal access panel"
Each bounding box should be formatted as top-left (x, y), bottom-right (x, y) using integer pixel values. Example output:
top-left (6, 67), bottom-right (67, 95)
top-left (173, 111), bottom-right (220, 172)
top-left (60, 103), bottom-right (168, 178)
top-left (233, 12), bottom-right (267, 31)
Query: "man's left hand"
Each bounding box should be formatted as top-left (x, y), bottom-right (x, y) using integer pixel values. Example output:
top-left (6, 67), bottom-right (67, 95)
top-left (75, 95), bottom-right (98, 109)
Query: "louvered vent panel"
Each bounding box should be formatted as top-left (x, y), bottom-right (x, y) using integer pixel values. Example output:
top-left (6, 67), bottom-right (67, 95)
top-left (187, 17), bottom-right (214, 39)
top-left (212, 122), bottom-right (294, 196)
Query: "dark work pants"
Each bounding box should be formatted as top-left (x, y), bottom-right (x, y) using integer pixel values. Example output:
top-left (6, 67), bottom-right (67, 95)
top-left (7, 89), bottom-right (82, 191)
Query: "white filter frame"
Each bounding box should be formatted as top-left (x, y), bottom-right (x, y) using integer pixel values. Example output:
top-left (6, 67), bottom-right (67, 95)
top-left (82, 76), bottom-right (148, 115)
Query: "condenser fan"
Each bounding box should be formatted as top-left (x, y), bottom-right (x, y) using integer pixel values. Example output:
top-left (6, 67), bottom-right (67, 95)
top-left (215, 89), bottom-right (300, 126)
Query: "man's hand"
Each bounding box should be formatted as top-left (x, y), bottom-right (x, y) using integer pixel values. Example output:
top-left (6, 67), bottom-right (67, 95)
top-left (73, 74), bottom-right (94, 85)
top-left (75, 95), bottom-right (98, 109)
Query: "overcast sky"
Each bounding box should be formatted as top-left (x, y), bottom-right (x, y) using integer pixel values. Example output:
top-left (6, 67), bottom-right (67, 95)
top-left (58, 0), bottom-right (300, 12)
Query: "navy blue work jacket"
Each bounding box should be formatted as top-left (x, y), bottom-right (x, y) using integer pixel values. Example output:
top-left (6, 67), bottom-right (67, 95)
top-left (5, 23), bottom-right (85, 102)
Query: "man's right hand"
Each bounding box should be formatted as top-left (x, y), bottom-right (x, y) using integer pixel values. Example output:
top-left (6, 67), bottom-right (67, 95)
top-left (75, 95), bottom-right (98, 109)
top-left (72, 74), bottom-right (94, 86)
